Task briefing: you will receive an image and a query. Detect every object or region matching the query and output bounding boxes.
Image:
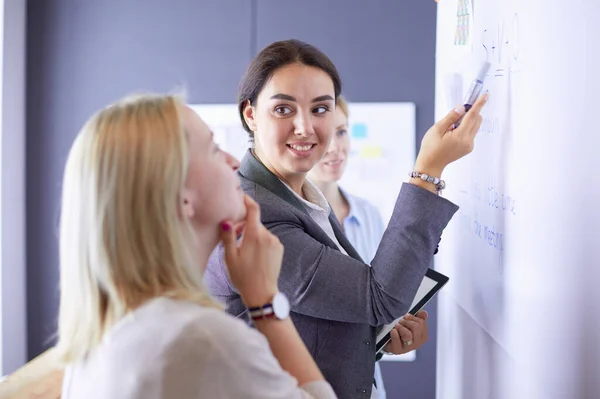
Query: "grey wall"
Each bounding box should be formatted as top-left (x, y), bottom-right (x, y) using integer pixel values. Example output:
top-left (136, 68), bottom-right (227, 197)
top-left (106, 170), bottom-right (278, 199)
top-left (2, 0), bottom-right (27, 375)
top-left (26, 0), bottom-right (253, 357)
top-left (255, 0), bottom-right (438, 151)
top-left (26, 0), bottom-right (438, 397)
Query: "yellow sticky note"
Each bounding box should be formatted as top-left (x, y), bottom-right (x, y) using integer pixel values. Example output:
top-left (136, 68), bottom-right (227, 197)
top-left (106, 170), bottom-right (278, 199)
top-left (360, 145), bottom-right (383, 159)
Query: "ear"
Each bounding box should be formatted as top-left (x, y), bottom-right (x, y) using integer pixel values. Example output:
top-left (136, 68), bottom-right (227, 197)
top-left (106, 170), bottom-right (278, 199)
top-left (181, 191), bottom-right (195, 219)
top-left (242, 100), bottom-right (257, 132)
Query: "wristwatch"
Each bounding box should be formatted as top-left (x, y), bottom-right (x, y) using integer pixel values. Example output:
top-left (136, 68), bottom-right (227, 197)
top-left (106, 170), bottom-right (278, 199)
top-left (248, 292), bottom-right (290, 321)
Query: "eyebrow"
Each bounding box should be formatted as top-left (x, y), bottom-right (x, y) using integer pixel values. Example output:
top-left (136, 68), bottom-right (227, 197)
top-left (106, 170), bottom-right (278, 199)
top-left (269, 93), bottom-right (335, 103)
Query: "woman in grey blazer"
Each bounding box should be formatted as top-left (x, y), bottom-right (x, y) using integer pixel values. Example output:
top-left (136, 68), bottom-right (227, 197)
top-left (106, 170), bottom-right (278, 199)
top-left (205, 39), bottom-right (488, 398)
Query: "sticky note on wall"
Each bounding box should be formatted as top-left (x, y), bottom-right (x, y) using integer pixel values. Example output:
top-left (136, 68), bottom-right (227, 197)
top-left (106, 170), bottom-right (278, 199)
top-left (360, 145), bottom-right (383, 159)
top-left (351, 123), bottom-right (367, 139)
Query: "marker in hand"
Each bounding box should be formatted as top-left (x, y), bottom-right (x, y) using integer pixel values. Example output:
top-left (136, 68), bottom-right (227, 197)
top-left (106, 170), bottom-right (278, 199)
top-left (452, 61), bottom-right (491, 129)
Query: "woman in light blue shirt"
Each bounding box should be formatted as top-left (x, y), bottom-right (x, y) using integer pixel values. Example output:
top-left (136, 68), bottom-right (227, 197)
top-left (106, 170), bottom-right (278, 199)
top-left (308, 96), bottom-right (430, 399)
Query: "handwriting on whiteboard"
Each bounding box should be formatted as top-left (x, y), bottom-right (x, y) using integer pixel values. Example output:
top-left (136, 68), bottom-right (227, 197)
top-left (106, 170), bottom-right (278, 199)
top-left (457, 210), bottom-right (505, 268)
top-left (469, 176), bottom-right (517, 215)
top-left (481, 13), bottom-right (520, 76)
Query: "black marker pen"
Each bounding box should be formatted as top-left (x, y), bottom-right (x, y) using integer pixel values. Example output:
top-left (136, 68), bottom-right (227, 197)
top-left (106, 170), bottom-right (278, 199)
top-left (453, 61), bottom-right (491, 129)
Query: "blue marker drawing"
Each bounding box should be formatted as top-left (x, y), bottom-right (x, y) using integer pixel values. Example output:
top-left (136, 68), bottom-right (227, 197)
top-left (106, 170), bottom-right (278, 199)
top-left (351, 123), bottom-right (367, 139)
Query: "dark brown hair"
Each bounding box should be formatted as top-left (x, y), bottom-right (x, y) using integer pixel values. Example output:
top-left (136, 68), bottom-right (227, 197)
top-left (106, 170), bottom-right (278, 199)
top-left (237, 39), bottom-right (342, 137)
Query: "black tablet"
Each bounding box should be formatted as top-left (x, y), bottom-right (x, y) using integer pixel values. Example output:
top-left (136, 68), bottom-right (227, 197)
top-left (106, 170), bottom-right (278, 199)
top-left (375, 268), bottom-right (449, 354)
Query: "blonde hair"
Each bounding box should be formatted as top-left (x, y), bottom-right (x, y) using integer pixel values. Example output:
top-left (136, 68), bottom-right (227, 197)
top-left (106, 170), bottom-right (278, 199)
top-left (336, 95), bottom-right (349, 118)
top-left (56, 93), bottom-right (220, 365)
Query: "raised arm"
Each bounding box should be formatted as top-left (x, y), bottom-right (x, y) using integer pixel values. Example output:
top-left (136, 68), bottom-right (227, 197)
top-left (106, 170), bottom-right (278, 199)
top-left (206, 94), bottom-right (486, 326)
top-left (263, 183), bottom-right (457, 326)
top-left (259, 97), bottom-right (484, 325)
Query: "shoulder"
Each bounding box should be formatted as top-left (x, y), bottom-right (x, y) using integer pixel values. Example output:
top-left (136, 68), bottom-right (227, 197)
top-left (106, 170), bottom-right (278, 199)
top-left (105, 299), bottom-right (236, 350)
top-left (64, 300), bottom-right (241, 391)
top-left (158, 303), bottom-right (304, 397)
top-left (162, 304), bottom-right (261, 357)
top-left (66, 299), bottom-right (288, 398)
top-left (110, 299), bottom-right (264, 371)
top-left (349, 194), bottom-right (379, 215)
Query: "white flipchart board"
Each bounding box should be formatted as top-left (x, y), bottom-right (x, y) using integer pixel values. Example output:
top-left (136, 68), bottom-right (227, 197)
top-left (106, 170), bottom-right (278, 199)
top-left (435, 0), bottom-right (600, 398)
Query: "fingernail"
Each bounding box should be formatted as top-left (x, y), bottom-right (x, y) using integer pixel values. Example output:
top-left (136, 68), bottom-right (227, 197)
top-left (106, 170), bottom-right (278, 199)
top-left (454, 105), bottom-right (465, 115)
top-left (221, 222), bottom-right (231, 231)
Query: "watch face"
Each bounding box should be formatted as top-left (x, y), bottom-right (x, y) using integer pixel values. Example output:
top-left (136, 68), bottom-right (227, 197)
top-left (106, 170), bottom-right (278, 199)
top-left (272, 292), bottom-right (290, 319)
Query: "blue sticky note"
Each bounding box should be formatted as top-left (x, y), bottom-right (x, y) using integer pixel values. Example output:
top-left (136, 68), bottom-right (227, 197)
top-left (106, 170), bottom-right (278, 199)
top-left (351, 123), bottom-right (367, 139)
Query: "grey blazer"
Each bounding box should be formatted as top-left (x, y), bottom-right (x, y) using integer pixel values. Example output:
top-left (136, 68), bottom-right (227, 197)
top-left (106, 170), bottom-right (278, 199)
top-left (205, 150), bottom-right (459, 398)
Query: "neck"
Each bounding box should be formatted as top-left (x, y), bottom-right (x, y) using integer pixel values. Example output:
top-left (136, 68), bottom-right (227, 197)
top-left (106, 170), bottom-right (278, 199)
top-left (280, 174), bottom-right (306, 197)
top-left (312, 179), bottom-right (349, 225)
top-left (312, 180), bottom-right (342, 204)
top-left (195, 227), bottom-right (220, 273)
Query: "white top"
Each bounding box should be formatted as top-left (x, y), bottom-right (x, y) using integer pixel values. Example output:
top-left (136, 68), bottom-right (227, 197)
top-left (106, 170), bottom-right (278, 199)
top-left (282, 179), bottom-right (347, 256)
top-left (339, 188), bottom-right (385, 264)
top-left (61, 297), bottom-right (336, 399)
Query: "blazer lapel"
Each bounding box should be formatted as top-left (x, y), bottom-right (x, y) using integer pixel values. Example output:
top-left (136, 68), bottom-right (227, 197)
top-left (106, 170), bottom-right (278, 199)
top-left (238, 150), bottom-right (307, 215)
top-left (239, 149), bottom-right (364, 263)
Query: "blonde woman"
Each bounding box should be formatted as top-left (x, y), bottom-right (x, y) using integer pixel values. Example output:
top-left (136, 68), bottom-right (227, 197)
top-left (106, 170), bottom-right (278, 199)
top-left (56, 93), bottom-right (336, 398)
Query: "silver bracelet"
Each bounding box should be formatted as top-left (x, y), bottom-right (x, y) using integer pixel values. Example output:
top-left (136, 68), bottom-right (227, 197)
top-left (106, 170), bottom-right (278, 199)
top-left (409, 171), bottom-right (446, 193)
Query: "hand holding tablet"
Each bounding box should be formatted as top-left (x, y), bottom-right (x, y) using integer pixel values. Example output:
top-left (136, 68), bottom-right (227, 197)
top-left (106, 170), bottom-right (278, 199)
top-left (376, 268), bottom-right (449, 354)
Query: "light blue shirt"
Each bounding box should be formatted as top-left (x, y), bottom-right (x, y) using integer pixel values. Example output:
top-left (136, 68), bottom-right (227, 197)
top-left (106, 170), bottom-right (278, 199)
top-left (339, 188), bottom-right (387, 399)
top-left (340, 188), bottom-right (385, 263)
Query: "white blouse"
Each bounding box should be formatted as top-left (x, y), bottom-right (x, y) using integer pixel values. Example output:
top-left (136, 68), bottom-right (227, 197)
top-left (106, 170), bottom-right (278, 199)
top-left (62, 297), bottom-right (336, 399)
